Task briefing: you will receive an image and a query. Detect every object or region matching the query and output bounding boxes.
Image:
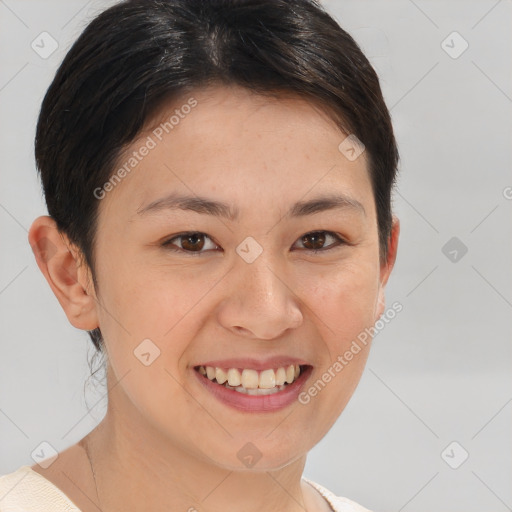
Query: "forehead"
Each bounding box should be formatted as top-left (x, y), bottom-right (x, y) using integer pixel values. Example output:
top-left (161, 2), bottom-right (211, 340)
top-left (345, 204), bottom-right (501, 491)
top-left (97, 85), bottom-right (373, 223)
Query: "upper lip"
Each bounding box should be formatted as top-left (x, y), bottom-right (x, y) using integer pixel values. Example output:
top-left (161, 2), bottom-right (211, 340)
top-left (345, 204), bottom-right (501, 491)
top-left (193, 356), bottom-right (311, 371)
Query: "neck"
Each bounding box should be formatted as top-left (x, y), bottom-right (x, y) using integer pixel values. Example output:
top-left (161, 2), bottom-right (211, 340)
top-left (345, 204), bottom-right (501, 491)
top-left (83, 387), bottom-right (315, 512)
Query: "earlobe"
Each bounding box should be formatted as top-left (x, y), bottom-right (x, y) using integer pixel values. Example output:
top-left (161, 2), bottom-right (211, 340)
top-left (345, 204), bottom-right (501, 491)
top-left (28, 215), bottom-right (99, 331)
top-left (380, 216), bottom-right (400, 288)
top-left (374, 216), bottom-right (400, 321)
top-left (375, 288), bottom-right (386, 320)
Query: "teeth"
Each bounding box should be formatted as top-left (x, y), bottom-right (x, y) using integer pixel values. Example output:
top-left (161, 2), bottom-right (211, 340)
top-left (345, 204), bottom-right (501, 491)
top-left (215, 367), bottom-right (228, 384)
top-left (227, 368), bottom-right (241, 386)
top-left (241, 369), bottom-right (259, 389)
top-left (285, 364), bottom-right (295, 384)
top-left (275, 367), bottom-right (286, 386)
top-left (225, 383), bottom-right (287, 395)
top-left (197, 364), bottom-right (304, 391)
top-left (259, 369), bottom-right (276, 389)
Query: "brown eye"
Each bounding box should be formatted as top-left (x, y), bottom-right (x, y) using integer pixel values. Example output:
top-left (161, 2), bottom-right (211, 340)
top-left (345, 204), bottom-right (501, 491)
top-left (180, 233), bottom-right (205, 251)
top-left (162, 230), bottom-right (346, 256)
top-left (295, 231), bottom-right (345, 252)
top-left (301, 232), bottom-right (326, 250)
top-left (162, 232), bottom-right (218, 254)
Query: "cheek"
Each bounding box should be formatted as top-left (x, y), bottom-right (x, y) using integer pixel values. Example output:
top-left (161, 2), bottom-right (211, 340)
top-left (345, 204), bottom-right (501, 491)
top-left (94, 264), bottom-right (205, 427)
top-left (299, 259), bottom-right (380, 343)
top-left (104, 356), bottom-right (213, 452)
top-left (98, 251), bottom-right (379, 368)
top-left (295, 264), bottom-right (377, 434)
top-left (96, 255), bottom-right (207, 338)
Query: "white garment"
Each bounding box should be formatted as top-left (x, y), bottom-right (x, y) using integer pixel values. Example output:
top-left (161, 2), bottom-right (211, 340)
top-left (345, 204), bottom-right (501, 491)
top-left (0, 465), bottom-right (372, 512)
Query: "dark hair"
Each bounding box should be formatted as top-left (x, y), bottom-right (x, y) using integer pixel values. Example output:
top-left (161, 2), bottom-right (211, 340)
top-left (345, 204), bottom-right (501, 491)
top-left (35, 0), bottom-right (399, 354)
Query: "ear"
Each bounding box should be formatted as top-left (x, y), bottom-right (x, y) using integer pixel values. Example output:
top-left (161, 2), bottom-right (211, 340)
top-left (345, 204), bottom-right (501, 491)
top-left (375, 215), bottom-right (400, 320)
top-left (28, 215), bottom-right (99, 331)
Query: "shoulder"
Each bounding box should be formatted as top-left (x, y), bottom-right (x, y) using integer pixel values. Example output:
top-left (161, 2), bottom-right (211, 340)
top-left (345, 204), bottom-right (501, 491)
top-left (0, 465), bottom-right (81, 512)
top-left (302, 477), bottom-right (373, 512)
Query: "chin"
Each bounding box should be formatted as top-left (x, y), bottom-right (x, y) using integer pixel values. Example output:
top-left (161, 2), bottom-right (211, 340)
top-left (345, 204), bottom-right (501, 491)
top-left (201, 437), bottom-right (310, 472)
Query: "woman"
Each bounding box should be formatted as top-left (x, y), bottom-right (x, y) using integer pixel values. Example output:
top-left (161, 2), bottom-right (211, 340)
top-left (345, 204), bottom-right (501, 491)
top-left (0, 0), bottom-right (399, 510)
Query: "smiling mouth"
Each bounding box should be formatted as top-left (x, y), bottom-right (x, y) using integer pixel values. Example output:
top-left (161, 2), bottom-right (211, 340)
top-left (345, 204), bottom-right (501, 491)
top-left (194, 364), bottom-right (309, 396)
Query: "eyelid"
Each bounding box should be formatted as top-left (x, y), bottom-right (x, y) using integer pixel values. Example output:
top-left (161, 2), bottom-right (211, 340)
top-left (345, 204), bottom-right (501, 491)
top-left (161, 230), bottom-right (348, 255)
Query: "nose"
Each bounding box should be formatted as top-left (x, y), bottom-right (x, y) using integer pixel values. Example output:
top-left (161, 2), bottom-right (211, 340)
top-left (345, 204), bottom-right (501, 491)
top-left (217, 253), bottom-right (303, 340)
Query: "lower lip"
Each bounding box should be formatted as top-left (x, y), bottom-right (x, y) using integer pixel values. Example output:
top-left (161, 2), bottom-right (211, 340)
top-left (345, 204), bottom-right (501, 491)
top-left (193, 366), bottom-right (313, 413)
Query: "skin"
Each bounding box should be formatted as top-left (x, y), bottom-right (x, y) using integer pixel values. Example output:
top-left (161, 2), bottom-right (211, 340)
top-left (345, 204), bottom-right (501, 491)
top-left (28, 85), bottom-right (399, 512)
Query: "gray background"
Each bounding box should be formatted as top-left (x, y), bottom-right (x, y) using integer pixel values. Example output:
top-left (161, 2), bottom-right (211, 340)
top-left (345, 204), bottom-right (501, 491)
top-left (1, 1), bottom-right (511, 511)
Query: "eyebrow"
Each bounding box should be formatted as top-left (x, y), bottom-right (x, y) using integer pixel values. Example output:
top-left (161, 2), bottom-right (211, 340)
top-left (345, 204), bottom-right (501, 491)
top-left (136, 192), bottom-right (365, 220)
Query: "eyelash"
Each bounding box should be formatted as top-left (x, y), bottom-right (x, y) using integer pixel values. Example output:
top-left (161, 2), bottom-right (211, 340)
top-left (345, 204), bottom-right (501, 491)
top-left (161, 231), bottom-right (348, 256)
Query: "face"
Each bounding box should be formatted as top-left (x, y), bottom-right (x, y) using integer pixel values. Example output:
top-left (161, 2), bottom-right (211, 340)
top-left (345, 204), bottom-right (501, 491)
top-left (60, 85), bottom-right (398, 470)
